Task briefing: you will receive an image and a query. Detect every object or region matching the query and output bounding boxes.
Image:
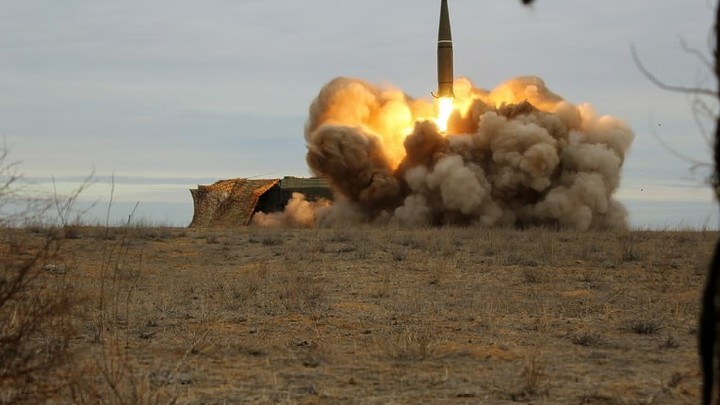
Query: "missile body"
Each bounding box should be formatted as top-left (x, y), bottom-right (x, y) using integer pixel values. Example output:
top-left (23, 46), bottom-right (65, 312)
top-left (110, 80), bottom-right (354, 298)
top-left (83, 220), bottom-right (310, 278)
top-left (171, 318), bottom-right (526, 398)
top-left (436, 0), bottom-right (454, 98)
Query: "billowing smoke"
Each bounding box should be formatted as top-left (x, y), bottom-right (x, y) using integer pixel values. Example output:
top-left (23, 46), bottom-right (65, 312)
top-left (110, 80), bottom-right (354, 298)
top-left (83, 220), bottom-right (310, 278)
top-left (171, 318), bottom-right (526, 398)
top-left (270, 76), bottom-right (633, 230)
top-left (251, 192), bottom-right (330, 228)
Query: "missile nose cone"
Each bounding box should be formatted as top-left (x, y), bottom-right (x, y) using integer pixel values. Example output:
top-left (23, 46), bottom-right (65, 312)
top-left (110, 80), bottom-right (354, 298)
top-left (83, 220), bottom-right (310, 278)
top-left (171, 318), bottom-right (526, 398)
top-left (438, 0), bottom-right (452, 41)
top-left (437, 0), bottom-right (454, 98)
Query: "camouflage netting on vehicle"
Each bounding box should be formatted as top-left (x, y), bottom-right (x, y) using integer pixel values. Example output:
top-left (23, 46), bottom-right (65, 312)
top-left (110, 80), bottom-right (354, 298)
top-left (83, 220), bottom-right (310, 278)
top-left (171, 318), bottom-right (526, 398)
top-left (189, 178), bottom-right (280, 227)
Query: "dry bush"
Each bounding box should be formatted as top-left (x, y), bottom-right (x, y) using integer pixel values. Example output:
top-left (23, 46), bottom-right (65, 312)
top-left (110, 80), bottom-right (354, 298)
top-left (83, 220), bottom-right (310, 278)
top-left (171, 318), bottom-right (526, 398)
top-left (0, 147), bottom-right (191, 403)
top-left (570, 330), bottom-right (605, 347)
top-left (0, 231), bottom-right (74, 403)
top-left (0, 148), bottom-right (77, 403)
top-left (629, 319), bottom-right (664, 335)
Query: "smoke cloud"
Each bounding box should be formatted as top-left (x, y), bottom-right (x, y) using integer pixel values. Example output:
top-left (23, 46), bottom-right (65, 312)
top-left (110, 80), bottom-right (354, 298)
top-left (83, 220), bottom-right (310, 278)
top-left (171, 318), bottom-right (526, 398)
top-left (251, 192), bottom-right (331, 228)
top-left (272, 76), bottom-right (633, 230)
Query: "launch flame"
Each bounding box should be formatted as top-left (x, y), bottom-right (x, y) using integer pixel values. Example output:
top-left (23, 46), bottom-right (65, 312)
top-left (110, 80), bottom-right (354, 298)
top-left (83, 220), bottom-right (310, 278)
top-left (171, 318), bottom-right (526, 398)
top-left (257, 75), bottom-right (634, 230)
top-left (436, 97), bottom-right (454, 133)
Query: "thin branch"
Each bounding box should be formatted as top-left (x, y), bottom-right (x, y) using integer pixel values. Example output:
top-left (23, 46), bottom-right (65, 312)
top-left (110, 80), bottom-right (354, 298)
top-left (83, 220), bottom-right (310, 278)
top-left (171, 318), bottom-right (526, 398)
top-left (125, 201), bottom-right (139, 226)
top-left (52, 171), bottom-right (96, 226)
top-left (631, 44), bottom-right (718, 97)
top-left (679, 35), bottom-right (714, 72)
top-left (691, 98), bottom-right (717, 147)
top-left (0, 143), bottom-right (22, 199)
top-left (695, 97), bottom-right (718, 121)
top-left (105, 173), bottom-right (115, 229)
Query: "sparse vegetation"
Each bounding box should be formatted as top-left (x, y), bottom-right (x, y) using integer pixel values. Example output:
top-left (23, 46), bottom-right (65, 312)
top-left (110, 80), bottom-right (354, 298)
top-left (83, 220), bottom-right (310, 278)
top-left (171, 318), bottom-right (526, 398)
top-left (383, 324), bottom-right (437, 361)
top-left (0, 208), bottom-right (716, 403)
top-left (570, 331), bottom-right (605, 347)
top-left (660, 335), bottom-right (681, 350)
top-left (511, 355), bottom-right (549, 401)
top-left (0, 230), bottom-right (74, 403)
top-left (630, 319), bottom-right (664, 335)
top-left (0, 148), bottom-right (76, 403)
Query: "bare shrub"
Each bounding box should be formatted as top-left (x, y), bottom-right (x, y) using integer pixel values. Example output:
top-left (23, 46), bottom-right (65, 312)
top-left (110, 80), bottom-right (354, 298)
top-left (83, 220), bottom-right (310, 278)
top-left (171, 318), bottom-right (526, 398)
top-left (570, 331), bottom-right (605, 347)
top-left (0, 233), bottom-right (75, 403)
top-left (0, 148), bottom-right (76, 403)
top-left (629, 319), bottom-right (663, 335)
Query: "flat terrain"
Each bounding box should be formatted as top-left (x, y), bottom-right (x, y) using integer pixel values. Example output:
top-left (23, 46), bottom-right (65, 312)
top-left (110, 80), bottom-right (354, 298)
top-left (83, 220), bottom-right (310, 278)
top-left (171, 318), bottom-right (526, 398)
top-left (4, 226), bottom-right (718, 404)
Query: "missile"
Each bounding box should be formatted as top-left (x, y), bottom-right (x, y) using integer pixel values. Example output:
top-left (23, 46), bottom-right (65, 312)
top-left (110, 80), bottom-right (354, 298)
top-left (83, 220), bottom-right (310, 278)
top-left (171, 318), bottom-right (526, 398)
top-left (435, 0), bottom-right (454, 98)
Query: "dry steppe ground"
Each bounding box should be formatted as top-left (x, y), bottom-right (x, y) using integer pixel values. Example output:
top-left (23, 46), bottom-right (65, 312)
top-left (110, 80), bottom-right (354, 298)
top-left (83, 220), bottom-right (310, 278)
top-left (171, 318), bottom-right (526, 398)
top-left (3, 226), bottom-right (718, 404)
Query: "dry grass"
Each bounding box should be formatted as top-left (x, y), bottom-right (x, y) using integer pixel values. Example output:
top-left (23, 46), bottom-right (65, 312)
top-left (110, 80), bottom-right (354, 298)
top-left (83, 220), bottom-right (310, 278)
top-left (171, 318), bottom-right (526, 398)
top-left (0, 225), bottom-right (716, 403)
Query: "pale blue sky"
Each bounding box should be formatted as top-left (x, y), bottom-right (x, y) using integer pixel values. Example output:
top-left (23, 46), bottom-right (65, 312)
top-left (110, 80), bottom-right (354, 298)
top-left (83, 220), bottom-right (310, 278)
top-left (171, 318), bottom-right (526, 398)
top-left (1, 0), bottom-right (717, 228)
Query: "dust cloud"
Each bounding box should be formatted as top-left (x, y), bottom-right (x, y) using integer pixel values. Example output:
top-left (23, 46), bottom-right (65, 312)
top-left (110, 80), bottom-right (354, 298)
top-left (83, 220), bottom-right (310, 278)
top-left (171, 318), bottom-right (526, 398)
top-left (251, 192), bottom-right (330, 228)
top-left (264, 76), bottom-right (634, 230)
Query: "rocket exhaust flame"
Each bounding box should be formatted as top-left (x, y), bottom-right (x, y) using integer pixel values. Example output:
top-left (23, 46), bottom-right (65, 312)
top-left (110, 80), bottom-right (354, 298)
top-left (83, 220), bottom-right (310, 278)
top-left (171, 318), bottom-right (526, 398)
top-left (436, 97), bottom-right (454, 133)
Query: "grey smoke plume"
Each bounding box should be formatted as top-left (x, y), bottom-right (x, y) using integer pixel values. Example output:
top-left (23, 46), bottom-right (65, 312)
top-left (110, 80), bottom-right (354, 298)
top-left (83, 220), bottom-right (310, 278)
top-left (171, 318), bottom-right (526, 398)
top-left (300, 76), bottom-right (633, 230)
